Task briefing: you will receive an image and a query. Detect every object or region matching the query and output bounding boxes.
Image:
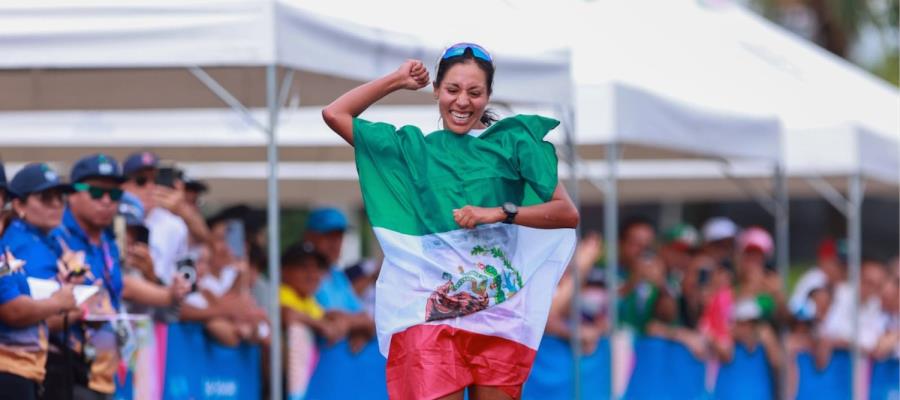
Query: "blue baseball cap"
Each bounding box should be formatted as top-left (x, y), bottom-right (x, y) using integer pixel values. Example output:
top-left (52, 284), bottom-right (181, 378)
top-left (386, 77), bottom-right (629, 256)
top-left (305, 207), bottom-right (348, 233)
top-left (70, 153), bottom-right (126, 184)
top-left (123, 151), bottom-right (160, 177)
top-left (9, 163), bottom-right (72, 199)
top-left (118, 192), bottom-right (145, 227)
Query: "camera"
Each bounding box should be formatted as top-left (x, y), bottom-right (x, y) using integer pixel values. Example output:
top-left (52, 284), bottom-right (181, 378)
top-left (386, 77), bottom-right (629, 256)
top-left (176, 258), bottom-right (198, 292)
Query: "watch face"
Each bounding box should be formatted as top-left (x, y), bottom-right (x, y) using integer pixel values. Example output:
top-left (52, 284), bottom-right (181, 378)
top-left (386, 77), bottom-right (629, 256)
top-left (503, 202), bottom-right (517, 214)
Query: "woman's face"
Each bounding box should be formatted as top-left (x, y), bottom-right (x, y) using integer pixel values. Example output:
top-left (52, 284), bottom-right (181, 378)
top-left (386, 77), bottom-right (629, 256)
top-left (14, 189), bottom-right (65, 232)
top-left (434, 61), bottom-right (490, 134)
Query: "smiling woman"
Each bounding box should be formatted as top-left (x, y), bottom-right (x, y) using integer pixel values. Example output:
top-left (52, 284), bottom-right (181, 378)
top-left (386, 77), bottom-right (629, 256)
top-left (322, 43), bottom-right (578, 400)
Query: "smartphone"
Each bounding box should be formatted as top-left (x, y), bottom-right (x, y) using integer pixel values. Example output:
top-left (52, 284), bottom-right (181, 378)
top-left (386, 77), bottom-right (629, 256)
top-left (224, 219), bottom-right (246, 260)
top-left (131, 225), bottom-right (150, 245)
top-left (156, 166), bottom-right (177, 188)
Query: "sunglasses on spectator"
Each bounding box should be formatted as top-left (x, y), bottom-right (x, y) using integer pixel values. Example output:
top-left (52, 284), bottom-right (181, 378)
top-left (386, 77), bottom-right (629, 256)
top-left (30, 188), bottom-right (67, 206)
top-left (131, 174), bottom-right (158, 187)
top-left (441, 42), bottom-right (492, 63)
top-left (73, 183), bottom-right (124, 201)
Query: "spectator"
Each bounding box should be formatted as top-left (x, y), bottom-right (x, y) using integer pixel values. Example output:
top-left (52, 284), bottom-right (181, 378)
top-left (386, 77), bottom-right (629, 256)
top-left (46, 153), bottom-right (127, 399)
top-left (700, 217), bottom-right (739, 270)
top-left (659, 223), bottom-right (705, 328)
top-left (280, 241), bottom-right (336, 340)
top-left (644, 223), bottom-right (708, 358)
top-left (789, 238), bottom-right (840, 318)
top-left (181, 174), bottom-right (208, 213)
top-left (659, 223), bottom-right (700, 282)
top-left (303, 207), bottom-right (374, 351)
top-left (181, 216), bottom-right (267, 347)
top-left (721, 227), bottom-right (783, 368)
top-left (121, 152), bottom-right (208, 285)
top-left (546, 232), bottom-right (608, 354)
top-left (616, 216), bottom-right (662, 334)
top-left (872, 276), bottom-right (899, 360)
top-left (0, 163), bottom-right (78, 400)
top-left (817, 259), bottom-right (889, 366)
top-left (344, 259), bottom-right (380, 318)
top-left (117, 193), bottom-right (190, 314)
top-left (280, 241), bottom-right (334, 399)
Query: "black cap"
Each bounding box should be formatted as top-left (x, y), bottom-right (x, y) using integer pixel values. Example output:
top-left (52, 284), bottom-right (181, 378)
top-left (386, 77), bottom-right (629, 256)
top-left (70, 153), bottom-right (125, 184)
top-left (123, 151), bottom-right (160, 177)
top-left (182, 174), bottom-right (209, 193)
top-left (9, 163), bottom-right (72, 199)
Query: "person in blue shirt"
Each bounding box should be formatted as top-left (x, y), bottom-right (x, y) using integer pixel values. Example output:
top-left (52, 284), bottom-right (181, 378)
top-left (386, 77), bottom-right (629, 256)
top-left (0, 163), bottom-right (78, 400)
top-left (303, 207), bottom-right (374, 351)
top-left (44, 154), bottom-right (127, 400)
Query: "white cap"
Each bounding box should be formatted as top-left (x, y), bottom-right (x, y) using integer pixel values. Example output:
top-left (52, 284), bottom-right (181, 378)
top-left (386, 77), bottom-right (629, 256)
top-left (702, 217), bottom-right (738, 243)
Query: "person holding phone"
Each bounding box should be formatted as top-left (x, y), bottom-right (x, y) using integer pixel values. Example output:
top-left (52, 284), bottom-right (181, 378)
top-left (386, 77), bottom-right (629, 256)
top-left (121, 152), bottom-right (209, 287)
top-left (117, 193), bottom-right (190, 314)
top-left (0, 163), bottom-right (78, 400)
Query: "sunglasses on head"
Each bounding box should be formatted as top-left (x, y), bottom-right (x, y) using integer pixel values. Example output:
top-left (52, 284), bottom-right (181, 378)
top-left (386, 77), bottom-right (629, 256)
top-left (441, 42), bottom-right (492, 63)
top-left (73, 182), bottom-right (124, 202)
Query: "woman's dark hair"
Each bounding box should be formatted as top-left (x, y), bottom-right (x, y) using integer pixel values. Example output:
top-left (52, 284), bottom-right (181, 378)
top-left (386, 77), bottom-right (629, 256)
top-left (281, 241), bottom-right (328, 270)
top-left (434, 47), bottom-right (498, 127)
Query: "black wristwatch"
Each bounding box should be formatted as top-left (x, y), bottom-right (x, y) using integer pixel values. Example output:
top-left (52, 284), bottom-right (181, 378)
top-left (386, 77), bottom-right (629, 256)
top-left (501, 202), bottom-right (518, 224)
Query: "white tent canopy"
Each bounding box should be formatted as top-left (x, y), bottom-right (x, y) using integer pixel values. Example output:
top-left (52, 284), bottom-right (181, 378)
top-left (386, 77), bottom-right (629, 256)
top-left (0, 0), bottom-right (571, 105)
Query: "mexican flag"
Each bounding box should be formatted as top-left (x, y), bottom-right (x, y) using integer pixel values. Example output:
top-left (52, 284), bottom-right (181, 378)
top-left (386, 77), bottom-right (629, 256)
top-left (354, 114), bottom-right (576, 395)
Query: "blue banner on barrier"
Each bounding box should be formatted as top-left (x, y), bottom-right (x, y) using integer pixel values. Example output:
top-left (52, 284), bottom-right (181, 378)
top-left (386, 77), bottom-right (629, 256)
top-left (714, 344), bottom-right (774, 400)
top-left (163, 323), bottom-right (261, 400)
top-left (624, 337), bottom-right (706, 400)
top-left (870, 358), bottom-right (899, 400)
top-left (305, 339), bottom-right (388, 400)
top-left (522, 336), bottom-right (611, 400)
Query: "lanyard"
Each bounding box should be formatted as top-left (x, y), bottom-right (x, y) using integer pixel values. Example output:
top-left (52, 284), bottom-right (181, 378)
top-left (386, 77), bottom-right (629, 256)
top-left (99, 240), bottom-right (117, 303)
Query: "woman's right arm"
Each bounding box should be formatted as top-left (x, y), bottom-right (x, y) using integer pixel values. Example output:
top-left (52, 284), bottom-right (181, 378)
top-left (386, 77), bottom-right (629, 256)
top-left (322, 59), bottom-right (430, 146)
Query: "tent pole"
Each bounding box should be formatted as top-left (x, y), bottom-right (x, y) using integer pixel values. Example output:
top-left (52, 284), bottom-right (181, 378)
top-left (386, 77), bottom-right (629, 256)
top-left (559, 104), bottom-right (582, 400)
top-left (266, 64), bottom-right (283, 400)
top-left (774, 163), bottom-right (790, 400)
top-left (604, 142), bottom-right (619, 400)
top-left (848, 172), bottom-right (862, 400)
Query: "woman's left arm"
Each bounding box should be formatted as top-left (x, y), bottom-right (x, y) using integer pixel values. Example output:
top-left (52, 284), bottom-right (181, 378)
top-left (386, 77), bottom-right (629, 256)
top-left (453, 183), bottom-right (579, 229)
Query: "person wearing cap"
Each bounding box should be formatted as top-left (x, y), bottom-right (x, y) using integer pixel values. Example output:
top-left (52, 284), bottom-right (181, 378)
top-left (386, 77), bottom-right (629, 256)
top-left (302, 207), bottom-right (375, 348)
top-left (0, 163), bottom-right (78, 400)
top-left (3, 163), bottom-right (75, 277)
top-left (117, 193), bottom-right (190, 316)
top-left (701, 217), bottom-right (739, 269)
top-left (788, 238), bottom-right (841, 319)
top-left (44, 153), bottom-right (127, 399)
top-left (181, 174), bottom-right (208, 213)
top-left (712, 226), bottom-right (783, 394)
top-left (121, 151), bottom-right (209, 287)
